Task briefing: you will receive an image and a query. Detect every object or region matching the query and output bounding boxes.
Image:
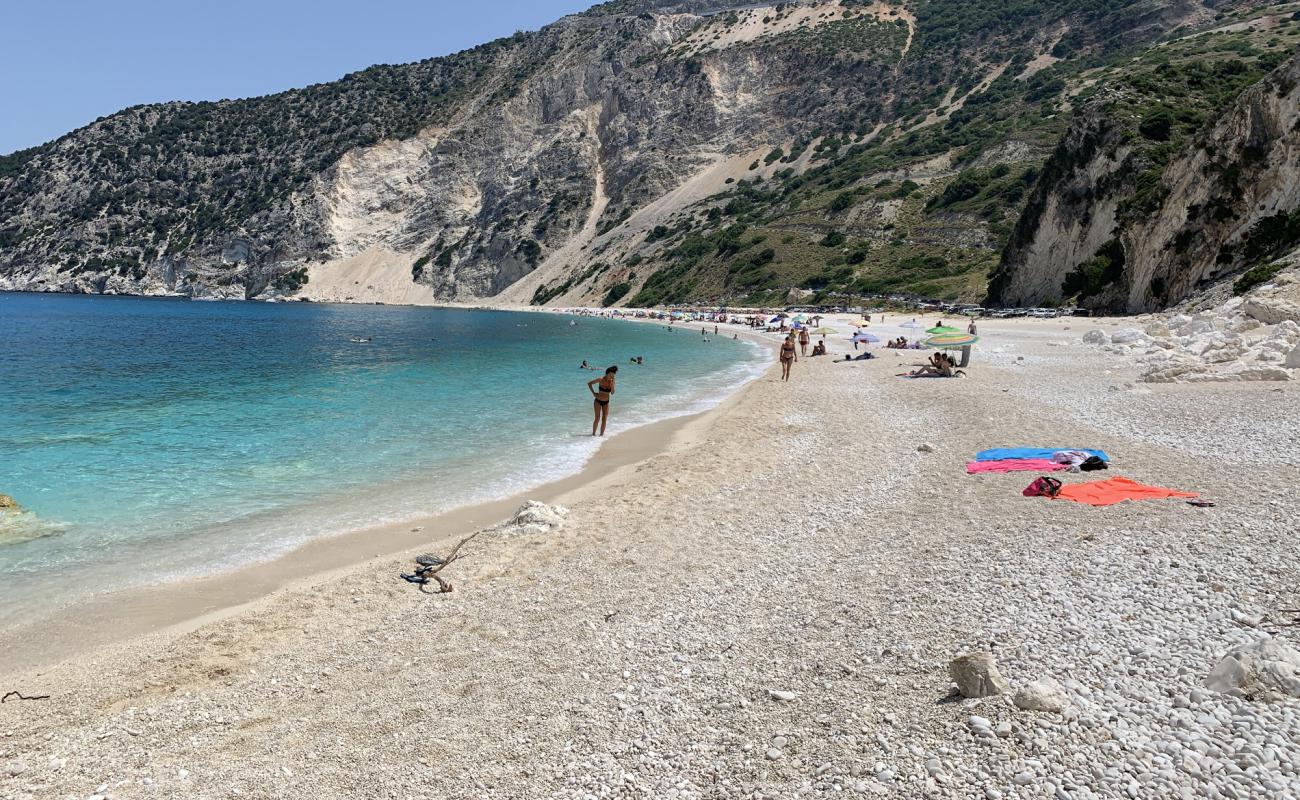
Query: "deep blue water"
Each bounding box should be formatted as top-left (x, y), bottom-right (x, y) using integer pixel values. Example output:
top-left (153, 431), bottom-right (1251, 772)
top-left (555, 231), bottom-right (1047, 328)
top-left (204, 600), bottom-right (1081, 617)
top-left (0, 294), bottom-right (764, 621)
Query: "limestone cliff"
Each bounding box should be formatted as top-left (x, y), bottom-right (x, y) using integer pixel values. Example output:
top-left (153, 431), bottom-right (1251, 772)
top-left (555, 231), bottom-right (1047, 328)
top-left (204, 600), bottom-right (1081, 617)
top-left (0, 0), bottom-right (1276, 307)
top-left (991, 44), bottom-right (1300, 313)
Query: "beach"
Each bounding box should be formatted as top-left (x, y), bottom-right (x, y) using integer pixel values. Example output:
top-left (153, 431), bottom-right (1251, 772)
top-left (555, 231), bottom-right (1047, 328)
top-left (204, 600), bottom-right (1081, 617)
top-left (3, 314), bottom-right (1299, 799)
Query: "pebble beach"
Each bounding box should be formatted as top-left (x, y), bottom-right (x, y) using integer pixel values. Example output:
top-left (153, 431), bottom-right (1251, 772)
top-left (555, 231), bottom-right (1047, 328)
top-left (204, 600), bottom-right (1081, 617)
top-left (2, 315), bottom-right (1298, 800)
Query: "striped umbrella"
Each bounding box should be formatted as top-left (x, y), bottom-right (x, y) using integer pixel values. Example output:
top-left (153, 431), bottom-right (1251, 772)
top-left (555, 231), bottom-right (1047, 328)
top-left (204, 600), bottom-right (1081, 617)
top-left (924, 333), bottom-right (980, 349)
top-left (926, 325), bottom-right (960, 334)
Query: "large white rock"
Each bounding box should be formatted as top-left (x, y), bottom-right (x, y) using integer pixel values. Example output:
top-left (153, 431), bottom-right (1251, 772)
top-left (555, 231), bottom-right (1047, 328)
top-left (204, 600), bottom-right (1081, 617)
top-left (502, 500), bottom-right (569, 535)
top-left (949, 652), bottom-right (1008, 698)
top-left (1205, 638), bottom-right (1300, 701)
top-left (1013, 679), bottom-right (1067, 713)
top-left (1110, 327), bottom-right (1145, 344)
top-left (1082, 329), bottom-right (1109, 345)
top-left (1232, 366), bottom-right (1293, 381)
top-left (1285, 343), bottom-right (1300, 369)
top-left (1144, 321), bottom-right (1170, 338)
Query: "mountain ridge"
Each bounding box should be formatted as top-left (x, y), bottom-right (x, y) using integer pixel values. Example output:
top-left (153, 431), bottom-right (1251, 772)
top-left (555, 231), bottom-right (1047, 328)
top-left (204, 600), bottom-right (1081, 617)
top-left (2, 0), bottom-right (1295, 311)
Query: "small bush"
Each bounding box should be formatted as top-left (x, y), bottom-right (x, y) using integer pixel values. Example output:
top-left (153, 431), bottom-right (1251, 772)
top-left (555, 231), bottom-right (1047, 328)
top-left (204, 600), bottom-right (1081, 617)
top-left (1138, 107), bottom-right (1174, 142)
top-left (603, 282), bottom-right (631, 306)
top-left (829, 191), bottom-right (856, 213)
top-left (273, 267), bottom-right (309, 293)
top-left (1233, 261), bottom-right (1286, 295)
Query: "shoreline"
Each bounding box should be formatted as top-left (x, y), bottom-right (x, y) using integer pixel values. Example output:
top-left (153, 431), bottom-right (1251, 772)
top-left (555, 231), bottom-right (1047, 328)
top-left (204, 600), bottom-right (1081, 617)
top-left (0, 317), bottom-right (777, 679)
top-left (3, 314), bottom-right (1298, 799)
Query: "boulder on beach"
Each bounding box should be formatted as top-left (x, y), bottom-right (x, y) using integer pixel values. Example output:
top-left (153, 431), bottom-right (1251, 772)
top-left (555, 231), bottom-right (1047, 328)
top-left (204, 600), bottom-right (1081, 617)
top-left (0, 494), bottom-right (19, 511)
top-left (1286, 343), bottom-right (1300, 369)
top-left (1205, 637), bottom-right (1300, 702)
top-left (1013, 678), bottom-right (1067, 712)
top-left (501, 500), bottom-right (569, 535)
top-left (1109, 328), bottom-right (1145, 345)
top-left (949, 652), bottom-right (1008, 698)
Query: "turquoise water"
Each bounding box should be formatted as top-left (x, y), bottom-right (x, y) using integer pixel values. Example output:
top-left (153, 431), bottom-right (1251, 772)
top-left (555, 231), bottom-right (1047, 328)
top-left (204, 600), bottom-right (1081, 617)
top-left (0, 294), bottom-right (765, 623)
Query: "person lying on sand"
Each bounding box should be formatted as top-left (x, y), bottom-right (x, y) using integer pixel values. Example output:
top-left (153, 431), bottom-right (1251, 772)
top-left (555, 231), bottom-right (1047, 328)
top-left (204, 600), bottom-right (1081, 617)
top-left (839, 351), bottom-right (874, 361)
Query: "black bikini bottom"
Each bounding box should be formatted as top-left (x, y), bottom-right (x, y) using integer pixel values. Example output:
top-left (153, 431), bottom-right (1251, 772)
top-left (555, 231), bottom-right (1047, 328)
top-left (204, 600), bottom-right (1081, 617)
top-left (595, 398), bottom-right (609, 406)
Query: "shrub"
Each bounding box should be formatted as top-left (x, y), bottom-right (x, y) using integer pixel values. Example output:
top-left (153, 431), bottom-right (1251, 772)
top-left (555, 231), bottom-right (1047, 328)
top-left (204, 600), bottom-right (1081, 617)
top-left (892, 180), bottom-right (920, 199)
top-left (820, 230), bottom-right (846, 247)
top-left (927, 169), bottom-right (987, 210)
top-left (829, 190), bottom-right (856, 213)
top-left (603, 282), bottom-right (631, 306)
top-left (1061, 239), bottom-right (1126, 299)
top-left (1138, 107), bottom-right (1174, 142)
top-left (273, 267), bottom-right (309, 292)
top-left (411, 253), bottom-right (431, 281)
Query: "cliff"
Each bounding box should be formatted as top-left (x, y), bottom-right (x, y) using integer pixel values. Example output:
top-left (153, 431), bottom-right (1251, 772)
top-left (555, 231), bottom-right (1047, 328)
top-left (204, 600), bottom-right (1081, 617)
top-left (0, 0), bottom-right (1284, 308)
top-left (990, 34), bottom-right (1300, 312)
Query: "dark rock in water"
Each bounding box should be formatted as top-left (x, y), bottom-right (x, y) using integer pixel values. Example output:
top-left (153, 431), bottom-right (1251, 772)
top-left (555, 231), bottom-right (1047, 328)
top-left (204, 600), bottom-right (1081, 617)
top-left (0, 494), bottom-right (19, 511)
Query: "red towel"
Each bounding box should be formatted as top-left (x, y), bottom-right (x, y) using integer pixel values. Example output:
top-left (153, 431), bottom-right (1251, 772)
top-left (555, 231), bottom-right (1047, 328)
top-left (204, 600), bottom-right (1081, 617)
top-left (1053, 476), bottom-right (1198, 507)
top-left (966, 459), bottom-right (1065, 474)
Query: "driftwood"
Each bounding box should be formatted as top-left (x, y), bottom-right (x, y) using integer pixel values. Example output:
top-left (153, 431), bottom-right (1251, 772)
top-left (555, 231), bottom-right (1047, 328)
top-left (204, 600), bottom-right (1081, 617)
top-left (400, 530), bottom-right (486, 594)
top-left (2, 690), bottom-right (50, 703)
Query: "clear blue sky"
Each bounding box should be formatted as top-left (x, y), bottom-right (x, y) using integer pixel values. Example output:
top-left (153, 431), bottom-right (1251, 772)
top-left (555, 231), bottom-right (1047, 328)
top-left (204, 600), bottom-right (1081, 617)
top-left (1, 0), bottom-right (594, 155)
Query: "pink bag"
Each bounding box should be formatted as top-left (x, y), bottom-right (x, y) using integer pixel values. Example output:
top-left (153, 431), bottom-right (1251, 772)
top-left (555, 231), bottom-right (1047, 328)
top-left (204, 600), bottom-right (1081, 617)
top-left (1023, 476), bottom-right (1063, 498)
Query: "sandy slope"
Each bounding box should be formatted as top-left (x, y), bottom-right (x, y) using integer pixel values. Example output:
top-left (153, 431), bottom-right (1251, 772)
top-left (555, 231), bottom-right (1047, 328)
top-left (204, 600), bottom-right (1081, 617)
top-left (2, 317), bottom-right (1299, 799)
top-left (300, 247), bottom-right (441, 306)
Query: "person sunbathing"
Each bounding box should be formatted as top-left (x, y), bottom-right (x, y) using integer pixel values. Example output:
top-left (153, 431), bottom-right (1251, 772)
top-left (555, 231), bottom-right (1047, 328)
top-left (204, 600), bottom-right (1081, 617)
top-left (899, 352), bottom-right (963, 377)
top-left (811, 341), bottom-right (826, 356)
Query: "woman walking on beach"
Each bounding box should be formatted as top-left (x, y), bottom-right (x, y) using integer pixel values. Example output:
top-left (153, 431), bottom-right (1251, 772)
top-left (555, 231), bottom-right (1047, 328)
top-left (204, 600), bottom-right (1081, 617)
top-left (780, 334), bottom-right (797, 382)
top-left (588, 365), bottom-right (617, 436)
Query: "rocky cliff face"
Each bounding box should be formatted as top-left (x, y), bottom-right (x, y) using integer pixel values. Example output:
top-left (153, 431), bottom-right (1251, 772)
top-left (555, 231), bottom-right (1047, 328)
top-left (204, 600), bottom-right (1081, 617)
top-left (0, 0), bottom-right (1277, 307)
top-left (991, 44), bottom-right (1300, 313)
top-left (0, 1), bottom-right (900, 301)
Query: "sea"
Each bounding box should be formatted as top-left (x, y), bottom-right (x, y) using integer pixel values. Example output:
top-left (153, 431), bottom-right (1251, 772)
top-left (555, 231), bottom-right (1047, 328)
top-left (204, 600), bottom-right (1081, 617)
top-left (0, 293), bottom-right (766, 625)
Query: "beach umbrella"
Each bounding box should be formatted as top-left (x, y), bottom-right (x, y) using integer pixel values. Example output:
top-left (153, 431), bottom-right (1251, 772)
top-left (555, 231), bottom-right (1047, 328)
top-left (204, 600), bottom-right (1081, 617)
top-left (851, 332), bottom-right (880, 343)
top-left (792, 315), bottom-right (807, 323)
top-left (812, 326), bottom-right (836, 335)
top-left (926, 325), bottom-right (960, 335)
top-left (769, 315), bottom-right (784, 323)
top-left (924, 333), bottom-right (980, 349)
top-left (900, 320), bottom-right (924, 329)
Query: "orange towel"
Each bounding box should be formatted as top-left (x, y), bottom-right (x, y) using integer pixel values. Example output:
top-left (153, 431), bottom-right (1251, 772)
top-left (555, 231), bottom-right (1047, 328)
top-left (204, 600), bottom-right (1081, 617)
top-left (1053, 476), bottom-right (1198, 507)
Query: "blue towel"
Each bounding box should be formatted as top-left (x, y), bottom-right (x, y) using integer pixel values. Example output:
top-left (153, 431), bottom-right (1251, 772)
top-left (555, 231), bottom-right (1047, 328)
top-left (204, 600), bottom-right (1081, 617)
top-left (975, 447), bottom-right (1109, 462)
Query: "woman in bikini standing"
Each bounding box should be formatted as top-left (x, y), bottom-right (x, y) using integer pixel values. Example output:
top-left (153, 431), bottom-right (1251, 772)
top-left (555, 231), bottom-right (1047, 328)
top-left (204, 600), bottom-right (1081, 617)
top-left (588, 365), bottom-right (617, 436)
top-left (780, 334), bottom-right (797, 382)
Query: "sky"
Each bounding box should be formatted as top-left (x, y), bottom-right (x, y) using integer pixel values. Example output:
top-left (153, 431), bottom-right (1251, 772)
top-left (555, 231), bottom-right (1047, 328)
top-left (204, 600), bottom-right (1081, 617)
top-left (0, 0), bottom-right (595, 155)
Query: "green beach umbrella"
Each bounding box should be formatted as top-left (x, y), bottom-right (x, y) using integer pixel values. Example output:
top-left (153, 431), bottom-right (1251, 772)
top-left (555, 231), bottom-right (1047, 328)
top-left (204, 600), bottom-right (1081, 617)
top-left (926, 325), bottom-right (960, 335)
top-left (923, 332), bottom-right (979, 349)
top-left (812, 326), bottom-right (836, 335)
